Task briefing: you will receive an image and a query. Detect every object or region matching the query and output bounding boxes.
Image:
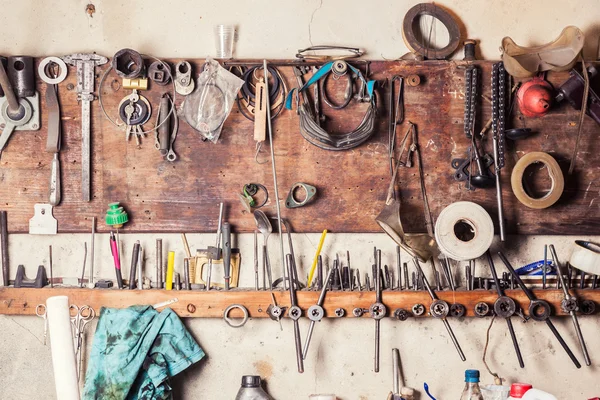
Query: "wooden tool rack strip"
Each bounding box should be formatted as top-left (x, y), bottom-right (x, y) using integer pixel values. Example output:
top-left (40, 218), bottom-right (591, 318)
top-left (1, 287), bottom-right (598, 318)
top-left (0, 59), bottom-right (598, 235)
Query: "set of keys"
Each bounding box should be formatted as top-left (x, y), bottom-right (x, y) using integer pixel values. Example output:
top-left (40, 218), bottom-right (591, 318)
top-left (118, 89), bottom-right (152, 147)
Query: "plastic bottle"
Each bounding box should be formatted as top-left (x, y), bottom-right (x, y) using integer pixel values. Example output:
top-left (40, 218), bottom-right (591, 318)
top-left (521, 389), bottom-right (557, 400)
top-left (508, 383), bottom-right (533, 399)
top-left (460, 370), bottom-right (484, 400)
top-left (234, 376), bottom-right (274, 400)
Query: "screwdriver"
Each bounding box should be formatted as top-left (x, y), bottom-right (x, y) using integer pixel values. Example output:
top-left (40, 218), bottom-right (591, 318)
top-left (110, 232), bottom-right (123, 289)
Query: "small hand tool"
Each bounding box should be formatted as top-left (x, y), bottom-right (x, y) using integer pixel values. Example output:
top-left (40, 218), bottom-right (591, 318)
top-left (156, 238), bottom-right (163, 289)
top-left (413, 259), bottom-right (465, 361)
top-left (166, 251), bottom-right (175, 290)
top-left (286, 254), bottom-right (304, 373)
top-left (486, 251), bottom-right (524, 368)
top-left (499, 251), bottom-right (581, 368)
top-left (0, 211), bottom-right (8, 286)
top-left (549, 245), bottom-right (591, 366)
top-left (62, 54), bottom-right (108, 201)
top-left (110, 232), bottom-right (123, 289)
top-left (370, 265), bottom-right (386, 372)
top-left (222, 222), bottom-right (232, 290)
top-left (303, 267), bottom-right (335, 359)
top-left (206, 203), bottom-right (224, 291)
top-left (88, 217), bottom-right (96, 288)
top-left (129, 241), bottom-right (140, 289)
top-left (308, 229), bottom-right (327, 287)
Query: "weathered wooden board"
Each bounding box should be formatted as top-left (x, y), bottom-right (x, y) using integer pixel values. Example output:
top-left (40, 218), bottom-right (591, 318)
top-left (0, 59), bottom-right (598, 234)
top-left (0, 287), bottom-right (596, 318)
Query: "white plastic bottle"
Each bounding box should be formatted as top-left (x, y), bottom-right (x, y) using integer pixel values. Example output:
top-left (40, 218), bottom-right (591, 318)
top-left (521, 389), bottom-right (557, 400)
top-left (508, 383), bottom-right (532, 399)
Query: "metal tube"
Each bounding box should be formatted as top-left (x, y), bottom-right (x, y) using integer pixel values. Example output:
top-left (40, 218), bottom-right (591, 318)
top-left (129, 241), bottom-right (140, 289)
top-left (263, 60), bottom-right (288, 290)
top-left (492, 136), bottom-right (506, 241)
top-left (137, 244), bottom-right (143, 290)
top-left (392, 348), bottom-right (400, 394)
top-left (0, 211), bottom-right (8, 286)
top-left (396, 246), bottom-right (402, 290)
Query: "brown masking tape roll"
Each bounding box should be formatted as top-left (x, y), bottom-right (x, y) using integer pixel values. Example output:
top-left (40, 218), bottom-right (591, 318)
top-left (511, 152), bottom-right (564, 209)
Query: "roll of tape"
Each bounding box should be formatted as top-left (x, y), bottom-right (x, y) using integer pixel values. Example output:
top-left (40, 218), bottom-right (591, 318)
top-left (511, 152), bottom-right (564, 209)
top-left (434, 201), bottom-right (494, 261)
top-left (569, 240), bottom-right (600, 275)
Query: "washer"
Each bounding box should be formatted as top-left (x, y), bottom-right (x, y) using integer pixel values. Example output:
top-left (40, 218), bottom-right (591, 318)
top-left (223, 304), bottom-right (249, 328)
top-left (38, 57), bottom-right (68, 85)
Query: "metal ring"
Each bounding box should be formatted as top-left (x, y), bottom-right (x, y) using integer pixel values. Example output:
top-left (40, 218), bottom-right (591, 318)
top-left (223, 304), bottom-right (249, 328)
top-left (529, 299), bottom-right (551, 322)
top-left (38, 57), bottom-right (68, 85)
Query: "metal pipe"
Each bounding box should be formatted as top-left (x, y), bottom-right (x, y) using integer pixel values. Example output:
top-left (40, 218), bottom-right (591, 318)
top-left (254, 230), bottom-right (259, 290)
top-left (392, 348), bottom-right (400, 394)
top-left (263, 60), bottom-right (288, 289)
top-left (0, 60), bottom-right (20, 114)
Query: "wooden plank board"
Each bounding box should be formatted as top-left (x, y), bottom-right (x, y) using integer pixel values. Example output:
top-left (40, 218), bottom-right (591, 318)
top-left (0, 287), bottom-right (597, 318)
top-left (0, 59), bottom-right (598, 234)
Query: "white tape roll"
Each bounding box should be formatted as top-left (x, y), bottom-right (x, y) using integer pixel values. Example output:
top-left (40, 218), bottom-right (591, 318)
top-left (569, 240), bottom-right (600, 275)
top-left (434, 201), bottom-right (494, 261)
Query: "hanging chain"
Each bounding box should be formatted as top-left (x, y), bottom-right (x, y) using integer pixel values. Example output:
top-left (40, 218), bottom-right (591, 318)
top-left (492, 62), bottom-right (507, 169)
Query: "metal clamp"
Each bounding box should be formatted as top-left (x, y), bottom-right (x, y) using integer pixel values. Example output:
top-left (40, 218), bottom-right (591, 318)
top-left (223, 304), bottom-right (249, 328)
top-left (175, 61), bottom-right (194, 95)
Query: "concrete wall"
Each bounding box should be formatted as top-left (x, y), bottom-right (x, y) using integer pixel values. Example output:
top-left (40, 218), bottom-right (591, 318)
top-left (1, 1), bottom-right (599, 399)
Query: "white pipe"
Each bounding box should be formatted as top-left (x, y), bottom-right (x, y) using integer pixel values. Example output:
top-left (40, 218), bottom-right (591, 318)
top-left (47, 295), bottom-right (80, 400)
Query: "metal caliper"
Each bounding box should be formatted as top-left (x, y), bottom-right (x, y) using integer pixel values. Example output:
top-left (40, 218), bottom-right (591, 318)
top-left (62, 53), bottom-right (108, 201)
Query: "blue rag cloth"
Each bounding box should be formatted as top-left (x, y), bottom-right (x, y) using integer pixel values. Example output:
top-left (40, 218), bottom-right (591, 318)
top-left (83, 305), bottom-right (205, 400)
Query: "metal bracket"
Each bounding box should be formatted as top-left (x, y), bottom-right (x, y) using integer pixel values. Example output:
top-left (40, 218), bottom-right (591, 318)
top-left (0, 92), bottom-right (40, 131)
top-left (285, 182), bottom-right (317, 208)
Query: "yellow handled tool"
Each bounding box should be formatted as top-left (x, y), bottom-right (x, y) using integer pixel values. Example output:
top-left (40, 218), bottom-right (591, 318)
top-left (166, 251), bottom-right (175, 290)
top-left (307, 229), bottom-right (327, 287)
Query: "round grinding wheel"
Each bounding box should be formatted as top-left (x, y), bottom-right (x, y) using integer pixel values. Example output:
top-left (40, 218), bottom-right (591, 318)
top-left (510, 152), bottom-right (564, 209)
top-left (434, 201), bottom-right (494, 261)
top-left (569, 240), bottom-right (600, 275)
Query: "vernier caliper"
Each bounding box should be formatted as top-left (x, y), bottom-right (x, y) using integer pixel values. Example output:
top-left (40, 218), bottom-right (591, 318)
top-left (62, 54), bottom-right (107, 201)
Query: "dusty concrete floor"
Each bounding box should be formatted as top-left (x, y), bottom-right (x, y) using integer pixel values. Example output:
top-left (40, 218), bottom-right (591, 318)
top-left (1, 0), bottom-right (600, 398)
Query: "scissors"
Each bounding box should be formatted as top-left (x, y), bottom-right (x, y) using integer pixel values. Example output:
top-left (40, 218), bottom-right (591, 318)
top-left (70, 305), bottom-right (95, 380)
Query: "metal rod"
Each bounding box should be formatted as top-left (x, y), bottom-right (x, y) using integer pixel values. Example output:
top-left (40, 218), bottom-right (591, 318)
top-left (88, 217), bottom-right (96, 288)
top-left (156, 239), bottom-right (163, 289)
top-left (49, 245), bottom-right (53, 288)
top-left (0, 211), bottom-right (8, 286)
top-left (492, 137), bottom-right (506, 241)
top-left (543, 245), bottom-right (548, 290)
top-left (184, 258), bottom-right (190, 290)
top-left (396, 246), bottom-right (402, 290)
top-left (254, 230), bottom-right (259, 290)
top-left (206, 202), bottom-right (224, 291)
top-left (263, 60), bottom-right (288, 290)
top-left (129, 241), bottom-right (140, 290)
top-left (137, 244), bottom-right (144, 289)
top-left (80, 242), bottom-right (87, 288)
top-left (286, 254), bottom-right (304, 373)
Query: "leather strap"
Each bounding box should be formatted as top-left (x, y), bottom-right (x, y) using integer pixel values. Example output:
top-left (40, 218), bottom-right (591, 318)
top-left (45, 84), bottom-right (61, 153)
